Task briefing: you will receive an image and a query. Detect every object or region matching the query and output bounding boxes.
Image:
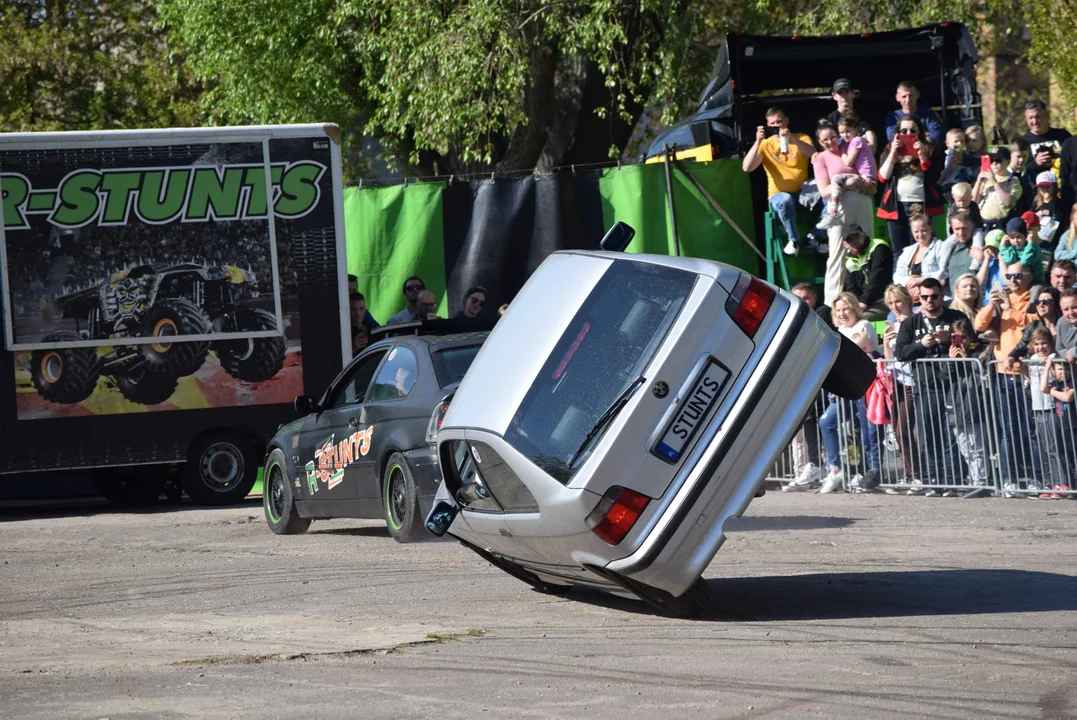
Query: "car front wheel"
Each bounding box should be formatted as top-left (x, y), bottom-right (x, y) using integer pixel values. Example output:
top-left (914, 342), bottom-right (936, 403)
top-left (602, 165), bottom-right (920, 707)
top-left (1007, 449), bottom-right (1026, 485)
top-left (263, 448), bottom-right (310, 535)
top-left (382, 453), bottom-right (426, 543)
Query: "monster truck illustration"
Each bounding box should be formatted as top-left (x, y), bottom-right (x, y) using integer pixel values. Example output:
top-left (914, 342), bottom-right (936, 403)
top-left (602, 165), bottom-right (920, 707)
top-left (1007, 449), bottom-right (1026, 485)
top-left (29, 263), bottom-right (286, 405)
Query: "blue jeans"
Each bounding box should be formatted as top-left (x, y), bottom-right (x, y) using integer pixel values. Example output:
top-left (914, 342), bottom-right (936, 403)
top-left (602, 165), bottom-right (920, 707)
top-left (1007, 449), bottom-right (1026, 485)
top-left (995, 373), bottom-right (1041, 485)
top-left (769, 192), bottom-right (800, 245)
top-left (820, 397), bottom-right (879, 472)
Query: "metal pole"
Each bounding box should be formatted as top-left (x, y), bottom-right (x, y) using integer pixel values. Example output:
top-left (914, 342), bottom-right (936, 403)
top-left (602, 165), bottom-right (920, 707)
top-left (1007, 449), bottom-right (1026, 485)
top-left (663, 144), bottom-right (681, 257)
top-left (671, 156), bottom-right (766, 262)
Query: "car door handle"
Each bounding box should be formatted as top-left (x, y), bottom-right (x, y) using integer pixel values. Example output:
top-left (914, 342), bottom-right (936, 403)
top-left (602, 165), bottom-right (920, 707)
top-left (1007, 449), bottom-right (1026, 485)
top-left (348, 417), bottom-right (359, 429)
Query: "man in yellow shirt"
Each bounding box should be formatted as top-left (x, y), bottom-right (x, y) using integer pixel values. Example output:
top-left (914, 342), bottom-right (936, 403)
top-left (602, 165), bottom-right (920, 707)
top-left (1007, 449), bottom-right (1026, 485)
top-left (742, 107), bottom-right (816, 256)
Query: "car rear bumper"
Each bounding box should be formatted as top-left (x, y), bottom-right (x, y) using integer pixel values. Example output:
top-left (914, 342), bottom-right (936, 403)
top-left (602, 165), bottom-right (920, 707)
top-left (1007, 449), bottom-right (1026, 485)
top-left (603, 302), bottom-right (839, 596)
top-left (404, 445), bottom-right (442, 519)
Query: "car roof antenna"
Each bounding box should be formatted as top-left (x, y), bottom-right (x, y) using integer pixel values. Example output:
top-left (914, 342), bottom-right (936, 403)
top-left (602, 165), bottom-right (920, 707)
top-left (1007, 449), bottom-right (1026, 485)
top-left (599, 221), bottom-right (635, 252)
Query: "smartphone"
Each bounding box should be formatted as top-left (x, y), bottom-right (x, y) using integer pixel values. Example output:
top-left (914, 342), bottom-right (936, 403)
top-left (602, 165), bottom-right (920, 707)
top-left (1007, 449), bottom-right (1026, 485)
top-left (980, 154), bottom-right (992, 172)
top-left (764, 125), bottom-right (780, 138)
top-left (898, 135), bottom-right (918, 156)
top-left (991, 279), bottom-right (1004, 295)
top-left (952, 332), bottom-right (964, 347)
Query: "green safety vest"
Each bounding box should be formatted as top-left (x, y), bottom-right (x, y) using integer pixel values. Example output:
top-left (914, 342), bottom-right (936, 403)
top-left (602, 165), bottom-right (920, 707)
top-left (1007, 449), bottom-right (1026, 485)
top-left (844, 236), bottom-right (890, 276)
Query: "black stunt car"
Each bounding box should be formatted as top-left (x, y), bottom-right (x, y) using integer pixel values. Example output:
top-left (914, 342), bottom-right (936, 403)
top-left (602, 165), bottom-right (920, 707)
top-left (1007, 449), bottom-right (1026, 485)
top-left (262, 319), bottom-right (491, 542)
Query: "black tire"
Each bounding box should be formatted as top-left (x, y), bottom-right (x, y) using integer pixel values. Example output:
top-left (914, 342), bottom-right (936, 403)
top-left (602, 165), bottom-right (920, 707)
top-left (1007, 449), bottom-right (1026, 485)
top-left (822, 331), bottom-right (876, 400)
top-left (30, 331), bottom-right (99, 404)
top-left (382, 452), bottom-right (427, 543)
top-left (216, 308), bottom-right (286, 382)
top-left (183, 431), bottom-right (261, 505)
top-left (92, 468), bottom-right (164, 507)
top-left (263, 448), bottom-right (311, 535)
top-left (139, 298), bottom-right (211, 377)
top-left (115, 369), bottom-right (179, 405)
top-left (460, 538), bottom-right (573, 595)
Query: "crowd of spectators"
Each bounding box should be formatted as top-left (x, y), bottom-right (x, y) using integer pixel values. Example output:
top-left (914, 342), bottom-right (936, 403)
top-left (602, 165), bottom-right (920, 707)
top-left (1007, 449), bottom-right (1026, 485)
top-left (759, 83), bottom-right (1077, 498)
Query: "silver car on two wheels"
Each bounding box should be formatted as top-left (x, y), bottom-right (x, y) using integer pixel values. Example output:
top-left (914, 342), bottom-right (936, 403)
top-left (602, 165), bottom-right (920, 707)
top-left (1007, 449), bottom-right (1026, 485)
top-left (427, 250), bottom-right (871, 615)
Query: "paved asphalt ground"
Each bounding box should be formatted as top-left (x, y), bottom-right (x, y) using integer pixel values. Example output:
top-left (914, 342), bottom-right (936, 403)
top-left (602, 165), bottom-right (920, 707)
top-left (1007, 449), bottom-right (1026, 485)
top-left (1, 491), bottom-right (1074, 719)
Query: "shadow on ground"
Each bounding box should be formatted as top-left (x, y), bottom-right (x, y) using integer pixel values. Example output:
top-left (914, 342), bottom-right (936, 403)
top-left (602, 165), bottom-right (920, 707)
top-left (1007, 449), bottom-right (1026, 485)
top-left (723, 515), bottom-right (856, 532)
top-left (566, 569), bottom-right (1077, 620)
top-left (0, 497), bottom-right (263, 522)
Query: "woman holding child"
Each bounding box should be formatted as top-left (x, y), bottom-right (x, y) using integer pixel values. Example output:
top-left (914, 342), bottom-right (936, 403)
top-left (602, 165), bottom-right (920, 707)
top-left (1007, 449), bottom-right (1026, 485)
top-left (877, 115), bottom-right (945, 257)
top-left (813, 117), bottom-right (877, 306)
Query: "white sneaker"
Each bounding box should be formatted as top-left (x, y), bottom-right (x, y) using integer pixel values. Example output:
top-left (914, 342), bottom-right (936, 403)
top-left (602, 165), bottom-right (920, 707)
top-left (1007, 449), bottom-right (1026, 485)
top-left (783, 240), bottom-right (799, 256)
top-left (803, 237), bottom-right (829, 255)
top-left (819, 469), bottom-right (844, 494)
top-left (783, 463), bottom-right (823, 492)
top-left (815, 212), bottom-right (844, 230)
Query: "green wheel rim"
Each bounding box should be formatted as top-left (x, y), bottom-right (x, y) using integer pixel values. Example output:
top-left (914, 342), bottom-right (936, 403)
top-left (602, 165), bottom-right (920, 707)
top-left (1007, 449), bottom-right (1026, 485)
top-left (265, 462), bottom-right (284, 524)
top-left (385, 464), bottom-right (406, 531)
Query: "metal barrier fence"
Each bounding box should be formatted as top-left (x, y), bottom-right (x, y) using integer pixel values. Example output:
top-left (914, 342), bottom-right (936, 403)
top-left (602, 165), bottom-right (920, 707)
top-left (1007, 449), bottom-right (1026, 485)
top-left (770, 357), bottom-right (1077, 498)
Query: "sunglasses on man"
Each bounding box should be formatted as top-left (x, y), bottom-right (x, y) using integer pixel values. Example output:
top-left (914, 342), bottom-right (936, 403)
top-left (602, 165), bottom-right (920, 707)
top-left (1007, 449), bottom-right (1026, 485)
top-left (405, 284), bottom-right (425, 292)
top-left (468, 296), bottom-right (485, 307)
top-left (1004, 273), bottom-right (1025, 281)
top-left (919, 293), bottom-right (941, 301)
top-left (1037, 298), bottom-right (1054, 305)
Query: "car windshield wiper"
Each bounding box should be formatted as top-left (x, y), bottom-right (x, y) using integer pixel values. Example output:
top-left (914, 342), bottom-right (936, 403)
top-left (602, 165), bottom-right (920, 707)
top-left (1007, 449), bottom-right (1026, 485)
top-left (567, 374), bottom-right (646, 469)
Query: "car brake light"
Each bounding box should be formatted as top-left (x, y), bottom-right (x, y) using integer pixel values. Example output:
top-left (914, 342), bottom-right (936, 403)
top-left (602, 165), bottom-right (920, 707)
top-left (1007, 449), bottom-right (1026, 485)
top-left (725, 274), bottom-right (775, 338)
top-left (425, 394), bottom-right (453, 444)
top-left (585, 486), bottom-right (650, 545)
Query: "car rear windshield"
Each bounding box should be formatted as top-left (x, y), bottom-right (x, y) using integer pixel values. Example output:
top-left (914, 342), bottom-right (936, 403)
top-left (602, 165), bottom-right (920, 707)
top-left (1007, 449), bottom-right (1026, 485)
top-left (431, 345), bottom-right (482, 388)
top-left (504, 260), bottom-right (697, 484)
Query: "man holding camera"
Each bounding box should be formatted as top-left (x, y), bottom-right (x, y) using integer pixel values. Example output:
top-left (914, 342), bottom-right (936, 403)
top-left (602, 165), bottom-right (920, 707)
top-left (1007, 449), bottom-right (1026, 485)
top-left (975, 262), bottom-right (1039, 489)
top-left (1021, 99), bottom-right (1071, 179)
top-left (742, 106), bottom-right (817, 257)
top-left (894, 277), bottom-right (965, 488)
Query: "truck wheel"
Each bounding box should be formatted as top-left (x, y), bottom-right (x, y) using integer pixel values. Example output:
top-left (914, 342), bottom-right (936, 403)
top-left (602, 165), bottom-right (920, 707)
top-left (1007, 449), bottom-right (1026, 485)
top-left (382, 453), bottom-right (426, 543)
top-left (92, 468), bottom-right (164, 506)
top-left (139, 298), bottom-right (211, 377)
top-left (822, 332), bottom-right (876, 400)
top-left (115, 369), bottom-right (179, 405)
top-left (30, 331), bottom-right (99, 404)
top-left (184, 432), bottom-right (260, 505)
top-left (216, 308), bottom-right (286, 382)
top-left (263, 449), bottom-right (310, 535)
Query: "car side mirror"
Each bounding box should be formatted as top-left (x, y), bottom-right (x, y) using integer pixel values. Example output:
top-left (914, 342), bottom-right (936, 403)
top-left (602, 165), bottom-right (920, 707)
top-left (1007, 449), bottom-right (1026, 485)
top-left (425, 500), bottom-right (458, 537)
top-left (600, 221), bottom-right (635, 252)
top-left (294, 395), bottom-right (318, 415)
top-left (455, 481), bottom-right (489, 508)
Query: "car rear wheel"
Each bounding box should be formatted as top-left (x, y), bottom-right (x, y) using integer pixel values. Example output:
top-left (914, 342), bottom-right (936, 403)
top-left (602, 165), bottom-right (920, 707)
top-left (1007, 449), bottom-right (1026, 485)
top-left (822, 332), bottom-right (876, 400)
top-left (382, 453), bottom-right (426, 543)
top-left (263, 448), bottom-right (310, 535)
top-left (183, 432), bottom-right (260, 505)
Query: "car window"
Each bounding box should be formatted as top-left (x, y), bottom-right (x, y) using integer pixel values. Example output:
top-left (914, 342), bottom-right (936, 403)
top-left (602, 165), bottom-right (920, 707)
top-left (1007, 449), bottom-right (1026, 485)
top-left (431, 345), bottom-right (482, 388)
top-left (448, 439), bottom-right (502, 513)
top-left (468, 441), bottom-right (538, 513)
top-left (326, 350), bottom-right (386, 408)
top-left (367, 346), bottom-right (418, 402)
top-left (504, 260), bottom-right (696, 484)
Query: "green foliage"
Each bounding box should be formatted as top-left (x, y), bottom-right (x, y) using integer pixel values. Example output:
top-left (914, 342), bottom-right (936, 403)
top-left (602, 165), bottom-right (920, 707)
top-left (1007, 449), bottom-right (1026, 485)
top-left (0, 1), bottom-right (204, 131)
top-left (160, 0), bottom-right (700, 172)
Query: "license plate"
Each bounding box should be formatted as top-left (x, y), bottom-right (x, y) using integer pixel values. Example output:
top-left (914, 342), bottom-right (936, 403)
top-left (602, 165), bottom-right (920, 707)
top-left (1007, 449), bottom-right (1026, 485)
top-left (652, 360), bottom-right (730, 463)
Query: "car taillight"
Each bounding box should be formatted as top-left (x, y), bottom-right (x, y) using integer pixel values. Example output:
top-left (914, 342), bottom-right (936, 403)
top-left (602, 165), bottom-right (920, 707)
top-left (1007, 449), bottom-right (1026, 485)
top-left (725, 274), bottom-right (775, 338)
top-left (585, 486), bottom-right (650, 545)
top-left (426, 394), bottom-right (453, 444)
